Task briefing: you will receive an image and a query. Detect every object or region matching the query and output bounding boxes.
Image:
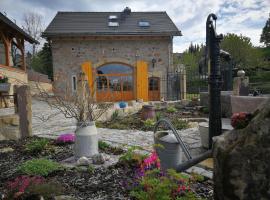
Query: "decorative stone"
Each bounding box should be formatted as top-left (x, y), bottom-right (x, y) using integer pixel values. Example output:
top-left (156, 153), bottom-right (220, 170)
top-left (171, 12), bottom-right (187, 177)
top-left (237, 69), bottom-right (245, 77)
top-left (92, 153), bottom-right (105, 165)
top-left (213, 99), bottom-right (270, 199)
top-left (54, 195), bottom-right (76, 200)
top-left (76, 156), bottom-right (90, 166)
top-left (0, 147), bottom-right (14, 153)
top-left (102, 153), bottom-right (110, 161)
top-left (182, 111), bottom-right (191, 115)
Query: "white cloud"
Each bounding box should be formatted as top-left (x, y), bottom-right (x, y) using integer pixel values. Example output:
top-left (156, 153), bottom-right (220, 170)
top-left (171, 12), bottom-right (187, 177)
top-left (0, 0), bottom-right (269, 52)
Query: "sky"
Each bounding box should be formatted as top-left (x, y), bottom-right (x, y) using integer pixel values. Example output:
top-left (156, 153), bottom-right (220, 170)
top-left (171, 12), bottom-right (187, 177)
top-left (0, 0), bottom-right (269, 52)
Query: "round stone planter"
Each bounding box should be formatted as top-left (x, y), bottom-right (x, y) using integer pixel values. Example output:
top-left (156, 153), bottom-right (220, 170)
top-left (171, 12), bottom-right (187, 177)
top-left (0, 83), bottom-right (11, 92)
top-left (74, 121), bottom-right (98, 158)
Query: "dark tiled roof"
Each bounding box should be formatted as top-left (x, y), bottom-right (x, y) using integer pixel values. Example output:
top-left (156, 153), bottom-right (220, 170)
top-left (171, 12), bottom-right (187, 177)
top-left (0, 12), bottom-right (39, 44)
top-left (42, 11), bottom-right (182, 37)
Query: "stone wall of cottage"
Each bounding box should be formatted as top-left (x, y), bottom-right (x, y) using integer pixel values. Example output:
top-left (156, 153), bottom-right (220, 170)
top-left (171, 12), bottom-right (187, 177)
top-left (51, 36), bottom-right (173, 100)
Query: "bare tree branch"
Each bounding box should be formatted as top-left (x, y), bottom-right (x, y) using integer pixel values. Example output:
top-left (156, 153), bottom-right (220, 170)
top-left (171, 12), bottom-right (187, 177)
top-left (35, 72), bottom-right (113, 126)
top-left (22, 12), bottom-right (43, 55)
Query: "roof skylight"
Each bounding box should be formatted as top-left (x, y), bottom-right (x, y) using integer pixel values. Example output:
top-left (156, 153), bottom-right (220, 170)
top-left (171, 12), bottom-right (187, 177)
top-left (108, 21), bottom-right (119, 27)
top-left (138, 21), bottom-right (150, 27)
top-left (108, 15), bottom-right (118, 20)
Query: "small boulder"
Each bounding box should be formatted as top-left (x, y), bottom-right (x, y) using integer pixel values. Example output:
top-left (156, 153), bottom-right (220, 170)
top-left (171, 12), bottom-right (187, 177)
top-left (54, 195), bottom-right (76, 200)
top-left (76, 156), bottom-right (90, 166)
top-left (92, 154), bottom-right (105, 165)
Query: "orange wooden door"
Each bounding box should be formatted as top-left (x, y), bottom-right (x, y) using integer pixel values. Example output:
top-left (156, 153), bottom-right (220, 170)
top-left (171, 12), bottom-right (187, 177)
top-left (148, 77), bottom-right (160, 101)
top-left (136, 60), bottom-right (148, 101)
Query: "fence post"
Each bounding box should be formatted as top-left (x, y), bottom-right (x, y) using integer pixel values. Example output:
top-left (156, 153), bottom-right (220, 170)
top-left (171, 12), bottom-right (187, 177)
top-left (180, 69), bottom-right (186, 100)
top-left (15, 85), bottom-right (32, 138)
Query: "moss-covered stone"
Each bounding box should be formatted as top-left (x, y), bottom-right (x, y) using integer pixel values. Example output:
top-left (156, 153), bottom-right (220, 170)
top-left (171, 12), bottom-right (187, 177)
top-left (213, 99), bottom-right (270, 200)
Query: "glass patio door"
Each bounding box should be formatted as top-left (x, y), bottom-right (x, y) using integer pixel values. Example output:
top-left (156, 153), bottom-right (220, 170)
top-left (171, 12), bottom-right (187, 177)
top-left (96, 63), bottom-right (134, 102)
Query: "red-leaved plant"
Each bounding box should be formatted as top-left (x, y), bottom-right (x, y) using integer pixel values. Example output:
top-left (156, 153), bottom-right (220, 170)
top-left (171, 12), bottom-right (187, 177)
top-left (231, 112), bottom-right (253, 129)
top-left (7, 175), bottom-right (45, 193)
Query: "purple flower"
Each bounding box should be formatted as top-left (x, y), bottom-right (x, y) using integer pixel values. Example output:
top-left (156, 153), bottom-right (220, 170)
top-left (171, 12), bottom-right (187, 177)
top-left (56, 133), bottom-right (75, 144)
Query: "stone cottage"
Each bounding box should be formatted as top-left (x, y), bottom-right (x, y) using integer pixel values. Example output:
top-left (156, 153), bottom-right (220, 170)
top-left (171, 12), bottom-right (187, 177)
top-left (43, 7), bottom-right (181, 102)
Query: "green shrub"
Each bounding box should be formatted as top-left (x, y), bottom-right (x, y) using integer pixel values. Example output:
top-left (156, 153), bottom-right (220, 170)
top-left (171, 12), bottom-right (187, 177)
top-left (18, 159), bottom-right (62, 176)
top-left (155, 112), bottom-right (163, 121)
top-left (130, 168), bottom-right (197, 200)
top-left (110, 122), bottom-right (129, 129)
top-left (172, 119), bottom-right (189, 130)
top-left (202, 107), bottom-right (209, 114)
top-left (98, 140), bottom-right (111, 150)
top-left (111, 110), bottom-right (120, 121)
top-left (88, 165), bottom-right (95, 174)
top-left (25, 138), bottom-right (50, 154)
top-left (167, 106), bottom-right (177, 113)
top-left (119, 146), bottom-right (146, 164)
top-left (142, 119), bottom-right (156, 130)
top-left (98, 140), bottom-right (124, 155)
top-left (190, 172), bottom-right (205, 182)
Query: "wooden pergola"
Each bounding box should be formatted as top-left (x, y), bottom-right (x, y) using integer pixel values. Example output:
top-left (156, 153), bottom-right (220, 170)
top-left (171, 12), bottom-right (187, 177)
top-left (0, 12), bottom-right (39, 71)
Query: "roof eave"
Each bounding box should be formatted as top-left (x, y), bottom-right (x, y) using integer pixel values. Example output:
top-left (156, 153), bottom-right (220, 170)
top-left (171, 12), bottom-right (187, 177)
top-left (42, 31), bottom-right (182, 38)
top-left (0, 13), bottom-right (39, 44)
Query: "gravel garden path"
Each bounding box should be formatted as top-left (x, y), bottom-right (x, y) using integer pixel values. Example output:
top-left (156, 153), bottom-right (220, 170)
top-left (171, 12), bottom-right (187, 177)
top-left (0, 99), bottom-right (205, 156)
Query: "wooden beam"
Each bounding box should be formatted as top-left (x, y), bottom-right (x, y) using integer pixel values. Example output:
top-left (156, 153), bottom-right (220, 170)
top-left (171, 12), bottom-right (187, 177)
top-left (0, 31), bottom-right (11, 67)
top-left (12, 36), bottom-right (26, 71)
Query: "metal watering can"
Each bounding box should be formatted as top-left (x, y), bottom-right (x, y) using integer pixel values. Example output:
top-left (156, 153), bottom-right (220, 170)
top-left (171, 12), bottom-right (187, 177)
top-left (154, 119), bottom-right (211, 172)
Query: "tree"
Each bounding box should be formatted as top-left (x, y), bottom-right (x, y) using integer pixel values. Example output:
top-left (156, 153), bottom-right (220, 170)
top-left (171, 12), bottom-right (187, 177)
top-left (260, 14), bottom-right (270, 47)
top-left (22, 12), bottom-right (43, 55)
top-left (220, 33), bottom-right (262, 69)
top-left (181, 43), bottom-right (205, 71)
top-left (31, 42), bottom-right (53, 80)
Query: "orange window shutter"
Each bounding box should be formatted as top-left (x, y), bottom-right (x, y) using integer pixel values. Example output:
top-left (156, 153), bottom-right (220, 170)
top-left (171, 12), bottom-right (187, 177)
top-left (81, 61), bottom-right (94, 93)
top-left (136, 60), bottom-right (148, 101)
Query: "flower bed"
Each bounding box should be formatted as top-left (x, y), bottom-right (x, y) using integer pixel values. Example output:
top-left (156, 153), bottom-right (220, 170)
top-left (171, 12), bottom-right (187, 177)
top-left (95, 105), bottom-right (204, 131)
top-left (0, 137), bottom-right (213, 199)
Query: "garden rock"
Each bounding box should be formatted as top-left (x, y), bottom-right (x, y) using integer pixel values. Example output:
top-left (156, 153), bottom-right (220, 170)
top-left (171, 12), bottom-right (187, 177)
top-left (54, 195), bottom-right (76, 200)
top-left (92, 153), bottom-right (105, 165)
top-left (0, 147), bottom-right (14, 153)
top-left (102, 153), bottom-right (110, 161)
top-left (76, 156), bottom-right (90, 166)
top-left (213, 99), bottom-right (270, 200)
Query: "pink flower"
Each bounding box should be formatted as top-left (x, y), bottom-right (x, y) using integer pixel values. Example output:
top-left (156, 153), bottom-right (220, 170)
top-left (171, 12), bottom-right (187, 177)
top-left (56, 133), bottom-right (75, 144)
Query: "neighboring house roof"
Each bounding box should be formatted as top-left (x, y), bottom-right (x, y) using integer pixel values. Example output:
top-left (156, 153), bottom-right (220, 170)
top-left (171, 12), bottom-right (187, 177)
top-left (42, 11), bottom-right (182, 37)
top-left (0, 12), bottom-right (39, 44)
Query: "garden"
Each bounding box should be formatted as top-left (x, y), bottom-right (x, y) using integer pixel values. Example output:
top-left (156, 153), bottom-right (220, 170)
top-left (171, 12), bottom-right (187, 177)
top-left (0, 135), bottom-right (213, 200)
top-left (96, 103), bottom-right (209, 131)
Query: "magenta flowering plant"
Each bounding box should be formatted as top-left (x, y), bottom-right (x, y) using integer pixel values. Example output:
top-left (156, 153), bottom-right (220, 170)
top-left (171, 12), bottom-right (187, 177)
top-left (7, 175), bottom-right (45, 193)
top-left (139, 151), bottom-right (160, 173)
top-left (123, 151), bottom-right (199, 199)
top-left (55, 133), bottom-right (75, 144)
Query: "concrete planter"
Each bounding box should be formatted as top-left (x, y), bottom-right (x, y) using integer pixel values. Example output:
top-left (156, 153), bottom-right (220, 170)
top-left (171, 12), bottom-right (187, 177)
top-left (74, 121), bottom-right (98, 158)
top-left (199, 120), bottom-right (233, 148)
top-left (0, 83), bottom-right (11, 92)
